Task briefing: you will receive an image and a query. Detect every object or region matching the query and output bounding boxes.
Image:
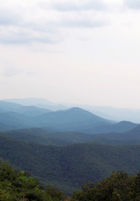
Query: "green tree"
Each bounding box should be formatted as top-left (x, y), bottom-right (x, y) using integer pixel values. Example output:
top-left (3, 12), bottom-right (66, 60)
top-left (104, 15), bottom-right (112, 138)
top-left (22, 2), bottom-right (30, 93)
top-left (72, 171), bottom-right (135, 201)
top-left (0, 159), bottom-right (65, 201)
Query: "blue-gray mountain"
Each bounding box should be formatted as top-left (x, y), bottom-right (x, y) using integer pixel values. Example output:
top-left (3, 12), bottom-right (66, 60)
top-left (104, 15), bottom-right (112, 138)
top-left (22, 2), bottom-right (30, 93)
top-left (5, 98), bottom-right (140, 122)
top-left (0, 101), bottom-right (137, 133)
top-left (5, 98), bottom-right (67, 110)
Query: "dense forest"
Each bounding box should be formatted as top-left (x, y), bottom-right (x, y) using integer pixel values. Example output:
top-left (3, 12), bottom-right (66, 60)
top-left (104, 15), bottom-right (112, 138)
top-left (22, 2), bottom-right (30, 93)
top-left (0, 159), bottom-right (65, 201)
top-left (1, 132), bottom-right (140, 193)
top-left (1, 159), bottom-right (140, 201)
top-left (72, 171), bottom-right (140, 201)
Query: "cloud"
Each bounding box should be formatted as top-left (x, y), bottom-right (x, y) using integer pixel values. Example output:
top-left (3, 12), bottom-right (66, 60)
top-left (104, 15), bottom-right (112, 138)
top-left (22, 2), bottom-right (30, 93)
top-left (0, 26), bottom-right (57, 44)
top-left (124, 0), bottom-right (140, 9)
top-left (42, 0), bottom-right (108, 12)
top-left (0, 2), bottom-right (58, 44)
top-left (61, 18), bottom-right (107, 28)
top-left (0, 9), bottom-right (22, 26)
top-left (0, 0), bottom-right (109, 45)
top-left (0, 14), bottom-right (107, 45)
top-left (0, 11), bottom-right (59, 44)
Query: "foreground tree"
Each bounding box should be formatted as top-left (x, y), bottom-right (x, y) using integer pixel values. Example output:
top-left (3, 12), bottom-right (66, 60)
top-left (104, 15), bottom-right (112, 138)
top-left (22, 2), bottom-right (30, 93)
top-left (0, 159), bottom-right (65, 201)
top-left (72, 171), bottom-right (136, 201)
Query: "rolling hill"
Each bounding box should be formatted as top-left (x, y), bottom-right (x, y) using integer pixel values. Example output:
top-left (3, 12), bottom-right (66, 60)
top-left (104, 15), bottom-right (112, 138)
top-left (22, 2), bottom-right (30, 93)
top-left (7, 128), bottom-right (71, 146)
top-left (1, 133), bottom-right (140, 193)
top-left (6, 123), bottom-right (140, 146)
top-left (87, 124), bottom-right (140, 145)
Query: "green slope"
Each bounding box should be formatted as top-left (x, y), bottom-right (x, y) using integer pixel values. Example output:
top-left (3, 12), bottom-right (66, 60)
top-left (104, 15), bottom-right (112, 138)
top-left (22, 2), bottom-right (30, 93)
top-left (6, 124), bottom-right (140, 147)
top-left (0, 133), bottom-right (140, 193)
top-left (0, 159), bottom-right (65, 201)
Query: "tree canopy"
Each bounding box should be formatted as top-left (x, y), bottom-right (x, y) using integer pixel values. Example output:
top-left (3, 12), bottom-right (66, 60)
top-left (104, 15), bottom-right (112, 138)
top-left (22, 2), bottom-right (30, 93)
top-left (72, 171), bottom-right (140, 201)
top-left (0, 159), bottom-right (65, 201)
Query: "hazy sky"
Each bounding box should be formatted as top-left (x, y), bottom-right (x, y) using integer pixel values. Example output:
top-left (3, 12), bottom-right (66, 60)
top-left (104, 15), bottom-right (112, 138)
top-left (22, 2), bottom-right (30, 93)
top-left (0, 0), bottom-right (140, 108)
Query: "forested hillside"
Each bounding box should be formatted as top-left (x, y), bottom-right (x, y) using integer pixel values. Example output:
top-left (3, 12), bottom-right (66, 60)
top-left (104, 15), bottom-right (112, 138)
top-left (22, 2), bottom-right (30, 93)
top-left (0, 159), bottom-right (65, 201)
top-left (1, 133), bottom-right (140, 193)
top-left (0, 100), bottom-right (140, 195)
top-left (6, 124), bottom-right (140, 146)
top-left (1, 159), bottom-right (140, 201)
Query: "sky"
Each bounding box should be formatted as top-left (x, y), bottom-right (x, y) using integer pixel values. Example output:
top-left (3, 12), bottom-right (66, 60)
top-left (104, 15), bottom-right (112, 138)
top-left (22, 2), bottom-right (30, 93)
top-left (0, 0), bottom-right (140, 108)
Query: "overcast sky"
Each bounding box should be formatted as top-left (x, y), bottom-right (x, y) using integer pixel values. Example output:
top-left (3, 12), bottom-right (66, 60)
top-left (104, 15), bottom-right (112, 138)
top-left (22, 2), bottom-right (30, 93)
top-left (0, 0), bottom-right (140, 108)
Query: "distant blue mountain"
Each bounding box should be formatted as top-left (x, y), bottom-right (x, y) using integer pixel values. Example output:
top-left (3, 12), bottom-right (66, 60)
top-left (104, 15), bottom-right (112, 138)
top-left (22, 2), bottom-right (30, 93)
top-left (0, 100), bottom-right (51, 130)
top-left (35, 107), bottom-right (137, 134)
top-left (6, 98), bottom-right (140, 122)
top-left (5, 98), bottom-right (67, 110)
top-left (0, 100), bottom-right (138, 134)
top-left (82, 105), bottom-right (140, 123)
top-left (35, 107), bottom-right (113, 133)
top-left (0, 100), bottom-right (50, 115)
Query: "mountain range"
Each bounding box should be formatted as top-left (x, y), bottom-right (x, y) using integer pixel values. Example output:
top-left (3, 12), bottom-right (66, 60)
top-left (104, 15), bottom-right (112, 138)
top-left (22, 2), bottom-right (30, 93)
top-left (5, 98), bottom-right (140, 122)
top-left (5, 124), bottom-right (140, 146)
top-left (0, 100), bottom-right (138, 133)
top-left (0, 98), bottom-right (140, 193)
